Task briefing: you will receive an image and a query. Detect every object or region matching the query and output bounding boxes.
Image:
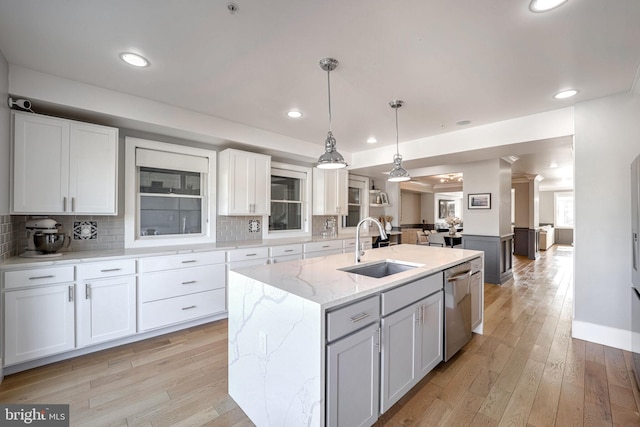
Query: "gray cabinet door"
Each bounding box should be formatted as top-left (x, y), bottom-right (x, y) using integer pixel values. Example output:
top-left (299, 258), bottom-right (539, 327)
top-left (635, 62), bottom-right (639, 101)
top-left (380, 300), bottom-right (419, 413)
top-left (470, 271), bottom-right (483, 331)
top-left (326, 323), bottom-right (380, 427)
top-left (417, 291), bottom-right (444, 378)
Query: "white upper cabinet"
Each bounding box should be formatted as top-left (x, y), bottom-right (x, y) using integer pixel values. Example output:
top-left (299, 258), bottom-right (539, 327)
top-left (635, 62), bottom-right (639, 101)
top-left (12, 111), bottom-right (118, 215)
top-left (218, 149), bottom-right (271, 215)
top-left (312, 168), bottom-right (348, 215)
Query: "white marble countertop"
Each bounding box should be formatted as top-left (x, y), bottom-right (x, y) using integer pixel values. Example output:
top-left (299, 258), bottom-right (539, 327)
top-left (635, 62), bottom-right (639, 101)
top-left (230, 244), bottom-right (483, 310)
top-left (0, 231), bottom-right (384, 269)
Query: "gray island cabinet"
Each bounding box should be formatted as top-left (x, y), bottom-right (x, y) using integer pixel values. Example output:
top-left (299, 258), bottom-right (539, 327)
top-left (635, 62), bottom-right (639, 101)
top-left (228, 244), bottom-right (483, 427)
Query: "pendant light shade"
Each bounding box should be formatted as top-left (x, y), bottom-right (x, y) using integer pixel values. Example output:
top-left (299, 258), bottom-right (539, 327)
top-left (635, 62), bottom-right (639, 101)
top-left (388, 100), bottom-right (410, 182)
top-left (316, 58), bottom-right (347, 169)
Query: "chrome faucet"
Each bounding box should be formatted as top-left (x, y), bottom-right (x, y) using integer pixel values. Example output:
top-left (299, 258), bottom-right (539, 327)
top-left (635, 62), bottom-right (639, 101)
top-left (355, 217), bottom-right (387, 263)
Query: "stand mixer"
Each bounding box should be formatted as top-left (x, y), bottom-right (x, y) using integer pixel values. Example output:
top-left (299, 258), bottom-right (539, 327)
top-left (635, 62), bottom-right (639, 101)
top-left (22, 219), bottom-right (69, 258)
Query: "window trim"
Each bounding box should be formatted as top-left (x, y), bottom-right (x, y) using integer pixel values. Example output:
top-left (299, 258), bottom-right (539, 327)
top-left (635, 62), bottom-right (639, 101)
top-left (124, 137), bottom-right (217, 248)
top-left (340, 175), bottom-right (370, 231)
top-left (554, 191), bottom-right (574, 229)
top-left (263, 161), bottom-right (312, 240)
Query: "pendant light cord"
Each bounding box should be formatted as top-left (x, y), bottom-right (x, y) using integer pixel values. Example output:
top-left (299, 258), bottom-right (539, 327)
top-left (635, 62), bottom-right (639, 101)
top-left (395, 106), bottom-right (399, 155)
top-left (327, 69), bottom-right (332, 133)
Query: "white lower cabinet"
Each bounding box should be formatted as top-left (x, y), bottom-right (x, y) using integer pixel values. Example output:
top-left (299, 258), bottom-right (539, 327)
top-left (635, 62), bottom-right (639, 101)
top-left (4, 283), bottom-right (75, 365)
top-left (380, 291), bottom-right (443, 413)
top-left (138, 251), bottom-right (227, 331)
top-left (303, 240), bottom-right (343, 259)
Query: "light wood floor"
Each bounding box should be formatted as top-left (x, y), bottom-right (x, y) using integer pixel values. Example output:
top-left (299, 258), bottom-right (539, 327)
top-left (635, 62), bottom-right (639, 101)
top-left (1, 245), bottom-right (639, 426)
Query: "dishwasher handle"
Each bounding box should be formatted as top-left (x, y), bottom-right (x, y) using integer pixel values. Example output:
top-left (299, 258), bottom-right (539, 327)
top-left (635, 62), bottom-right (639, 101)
top-left (447, 270), bottom-right (471, 282)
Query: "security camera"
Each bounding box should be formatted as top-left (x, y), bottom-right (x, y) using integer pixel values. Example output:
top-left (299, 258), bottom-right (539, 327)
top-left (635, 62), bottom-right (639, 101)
top-left (8, 97), bottom-right (32, 110)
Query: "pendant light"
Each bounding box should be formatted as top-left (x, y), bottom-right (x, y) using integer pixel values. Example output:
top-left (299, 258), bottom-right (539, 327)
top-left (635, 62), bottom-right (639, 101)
top-left (316, 57), bottom-right (347, 169)
top-left (388, 100), bottom-right (410, 182)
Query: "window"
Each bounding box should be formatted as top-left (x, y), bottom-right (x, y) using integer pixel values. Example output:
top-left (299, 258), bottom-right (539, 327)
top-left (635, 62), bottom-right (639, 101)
top-left (342, 176), bottom-right (369, 228)
top-left (554, 192), bottom-right (574, 228)
top-left (125, 137), bottom-right (216, 248)
top-left (265, 163), bottom-right (311, 238)
top-left (270, 174), bottom-right (302, 231)
top-left (138, 167), bottom-right (203, 236)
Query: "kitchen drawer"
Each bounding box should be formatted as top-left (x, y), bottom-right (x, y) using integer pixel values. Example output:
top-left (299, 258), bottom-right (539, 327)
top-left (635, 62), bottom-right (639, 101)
top-left (227, 247), bottom-right (269, 263)
top-left (342, 238), bottom-right (369, 249)
top-left (304, 240), bottom-right (342, 254)
top-left (326, 295), bottom-right (380, 342)
top-left (270, 254), bottom-right (303, 264)
top-left (269, 244), bottom-right (303, 258)
top-left (139, 288), bottom-right (226, 331)
top-left (381, 273), bottom-right (443, 316)
top-left (77, 259), bottom-right (136, 280)
top-left (4, 265), bottom-right (74, 290)
top-left (303, 248), bottom-right (343, 259)
top-left (470, 257), bottom-right (482, 274)
top-left (139, 251), bottom-right (225, 273)
top-left (139, 264), bottom-right (225, 302)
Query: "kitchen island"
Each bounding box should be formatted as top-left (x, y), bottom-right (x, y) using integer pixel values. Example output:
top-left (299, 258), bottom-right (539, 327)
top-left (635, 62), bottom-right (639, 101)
top-left (228, 244), bottom-right (483, 426)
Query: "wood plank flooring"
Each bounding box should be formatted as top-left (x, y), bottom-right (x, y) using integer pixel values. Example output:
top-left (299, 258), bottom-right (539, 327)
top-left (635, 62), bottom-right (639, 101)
top-left (1, 245), bottom-right (638, 426)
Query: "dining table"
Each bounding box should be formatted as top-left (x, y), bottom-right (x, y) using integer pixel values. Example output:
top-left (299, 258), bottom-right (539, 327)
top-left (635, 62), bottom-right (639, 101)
top-left (443, 233), bottom-right (463, 248)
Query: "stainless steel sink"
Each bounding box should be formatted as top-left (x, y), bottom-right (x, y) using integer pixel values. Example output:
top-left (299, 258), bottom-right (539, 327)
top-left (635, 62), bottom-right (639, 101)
top-left (339, 260), bottom-right (421, 278)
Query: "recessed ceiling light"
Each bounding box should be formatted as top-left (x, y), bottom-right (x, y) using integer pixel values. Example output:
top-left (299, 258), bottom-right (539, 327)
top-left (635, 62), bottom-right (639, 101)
top-left (456, 120), bottom-right (471, 126)
top-left (554, 89), bottom-right (578, 99)
top-left (287, 110), bottom-right (303, 118)
top-left (367, 137), bottom-right (377, 144)
top-left (120, 52), bottom-right (149, 67)
top-left (529, 0), bottom-right (568, 13)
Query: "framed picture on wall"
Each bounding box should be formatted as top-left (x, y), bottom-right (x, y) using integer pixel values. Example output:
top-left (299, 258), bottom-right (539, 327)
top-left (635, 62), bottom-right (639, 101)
top-left (438, 200), bottom-right (455, 218)
top-left (380, 192), bottom-right (389, 205)
top-left (468, 193), bottom-right (491, 209)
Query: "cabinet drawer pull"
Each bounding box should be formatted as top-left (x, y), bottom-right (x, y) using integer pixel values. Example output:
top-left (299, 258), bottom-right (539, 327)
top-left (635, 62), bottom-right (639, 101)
top-left (181, 260), bottom-right (197, 264)
top-left (350, 312), bottom-right (370, 323)
top-left (245, 253), bottom-right (257, 257)
top-left (284, 249), bottom-right (294, 253)
top-left (181, 305), bottom-right (196, 310)
top-left (100, 268), bottom-right (122, 273)
top-left (29, 275), bottom-right (55, 280)
top-left (68, 286), bottom-right (74, 302)
top-left (85, 284), bottom-right (91, 299)
top-left (181, 280), bottom-right (197, 285)
top-left (322, 245), bottom-right (330, 248)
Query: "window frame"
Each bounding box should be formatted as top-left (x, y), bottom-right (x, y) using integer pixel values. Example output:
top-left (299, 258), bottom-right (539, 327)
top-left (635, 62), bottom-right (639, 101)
top-left (263, 162), bottom-right (312, 240)
top-left (124, 137), bottom-right (217, 248)
top-left (340, 175), bottom-right (370, 231)
top-left (554, 191), bottom-right (574, 229)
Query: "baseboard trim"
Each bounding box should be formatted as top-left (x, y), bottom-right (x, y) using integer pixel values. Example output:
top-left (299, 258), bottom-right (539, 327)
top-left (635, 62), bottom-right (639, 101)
top-left (572, 319), bottom-right (635, 352)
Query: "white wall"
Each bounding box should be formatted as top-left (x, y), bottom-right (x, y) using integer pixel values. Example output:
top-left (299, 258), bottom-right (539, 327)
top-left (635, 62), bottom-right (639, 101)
top-left (400, 191), bottom-right (421, 225)
top-left (574, 92), bottom-right (640, 345)
top-left (461, 159), bottom-right (511, 236)
top-left (539, 191), bottom-right (554, 224)
top-left (0, 50), bottom-right (9, 215)
top-left (421, 193), bottom-right (435, 224)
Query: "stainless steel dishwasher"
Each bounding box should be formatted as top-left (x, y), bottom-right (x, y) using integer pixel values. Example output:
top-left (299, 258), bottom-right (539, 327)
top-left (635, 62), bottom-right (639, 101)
top-left (443, 262), bottom-right (472, 361)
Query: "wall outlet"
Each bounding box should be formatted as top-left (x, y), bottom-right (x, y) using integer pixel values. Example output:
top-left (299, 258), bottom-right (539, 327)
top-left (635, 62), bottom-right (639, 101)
top-left (258, 330), bottom-right (267, 356)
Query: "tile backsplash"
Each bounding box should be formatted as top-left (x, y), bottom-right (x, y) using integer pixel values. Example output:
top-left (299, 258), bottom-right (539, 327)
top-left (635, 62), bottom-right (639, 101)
top-left (1, 215), bottom-right (18, 262)
top-left (2, 214), bottom-right (343, 259)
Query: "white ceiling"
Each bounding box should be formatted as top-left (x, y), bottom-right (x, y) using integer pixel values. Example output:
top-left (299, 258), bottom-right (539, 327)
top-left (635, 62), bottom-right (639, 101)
top-left (0, 0), bottom-right (638, 190)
